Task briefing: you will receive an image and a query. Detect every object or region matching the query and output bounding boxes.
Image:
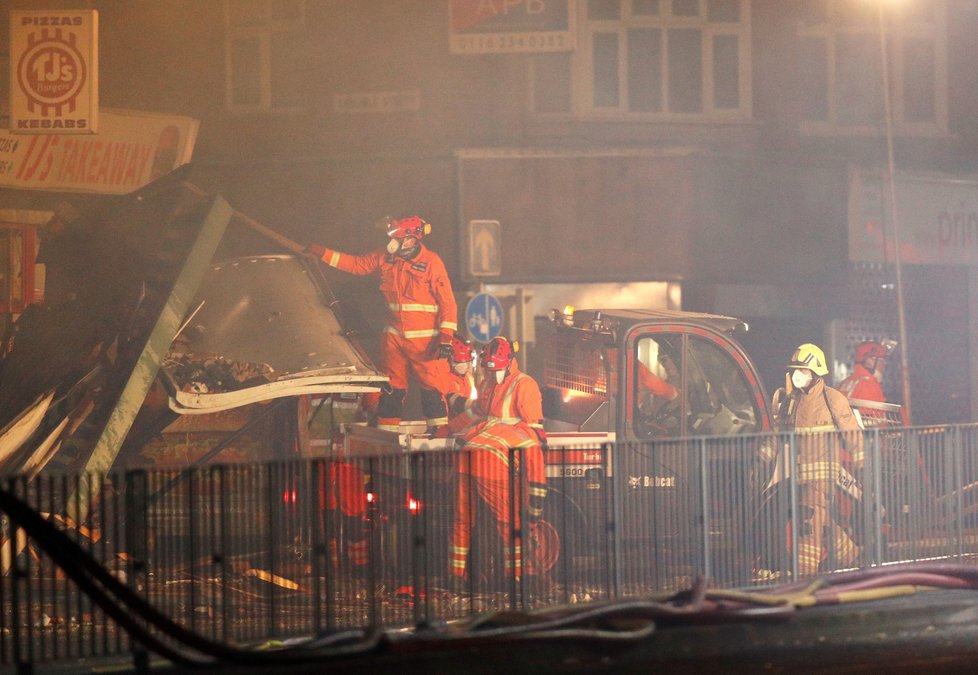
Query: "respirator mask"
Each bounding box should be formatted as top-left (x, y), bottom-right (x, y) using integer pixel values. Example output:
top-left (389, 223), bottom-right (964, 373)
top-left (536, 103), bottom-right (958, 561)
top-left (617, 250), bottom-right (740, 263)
top-left (791, 369), bottom-right (814, 391)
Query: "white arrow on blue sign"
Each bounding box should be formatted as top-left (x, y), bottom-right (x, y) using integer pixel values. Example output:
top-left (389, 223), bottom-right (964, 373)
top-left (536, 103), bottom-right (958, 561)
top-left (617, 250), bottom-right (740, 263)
top-left (465, 292), bottom-right (504, 343)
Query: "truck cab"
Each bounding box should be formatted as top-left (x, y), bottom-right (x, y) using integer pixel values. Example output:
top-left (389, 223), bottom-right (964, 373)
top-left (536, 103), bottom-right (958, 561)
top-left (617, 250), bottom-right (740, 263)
top-left (542, 307), bottom-right (772, 441)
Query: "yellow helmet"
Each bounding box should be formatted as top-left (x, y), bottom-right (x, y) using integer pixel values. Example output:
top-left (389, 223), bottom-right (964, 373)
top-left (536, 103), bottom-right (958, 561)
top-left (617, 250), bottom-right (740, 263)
top-left (789, 343), bottom-right (828, 376)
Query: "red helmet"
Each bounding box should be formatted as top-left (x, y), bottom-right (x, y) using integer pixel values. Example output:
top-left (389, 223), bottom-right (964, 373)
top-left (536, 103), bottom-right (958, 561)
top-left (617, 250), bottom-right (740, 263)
top-left (855, 341), bottom-right (887, 362)
top-left (482, 337), bottom-right (515, 371)
top-left (449, 333), bottom-right (476, 364)
top-left (386, 216), bottom-right (431, 240)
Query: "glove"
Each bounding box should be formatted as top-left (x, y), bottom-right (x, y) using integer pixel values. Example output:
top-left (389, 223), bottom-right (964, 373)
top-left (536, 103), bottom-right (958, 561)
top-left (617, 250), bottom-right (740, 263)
top-left (304, 243), bottom-right (326, 258)
top-left (432, 426), bottom-right (451, 439)
top-left (438, 341), bottom-right (454, 360)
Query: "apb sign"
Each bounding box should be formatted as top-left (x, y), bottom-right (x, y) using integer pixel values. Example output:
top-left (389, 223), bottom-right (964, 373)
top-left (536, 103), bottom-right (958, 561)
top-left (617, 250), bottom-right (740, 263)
top-left (449, 0), bottom-right (575, 54)
top-left (10, 10), bottom-right (99, 134)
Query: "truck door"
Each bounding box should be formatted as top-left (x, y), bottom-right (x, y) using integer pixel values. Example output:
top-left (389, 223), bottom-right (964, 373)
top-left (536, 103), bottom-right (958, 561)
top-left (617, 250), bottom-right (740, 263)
top-left (620, 327), bottom-right (769, 584)
top-left (626, 329), bottom-right (768, 441)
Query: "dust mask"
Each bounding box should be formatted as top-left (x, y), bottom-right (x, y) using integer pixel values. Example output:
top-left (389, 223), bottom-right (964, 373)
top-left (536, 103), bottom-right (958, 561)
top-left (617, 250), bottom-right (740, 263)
top-left (493, 369), bottom-right (506, 384)
top-left (386, 238), bottom-right (401, 255)
top-left (791, 369), bottom-right (813, 390)
top-left (453, 362), bottom-right (471, 376)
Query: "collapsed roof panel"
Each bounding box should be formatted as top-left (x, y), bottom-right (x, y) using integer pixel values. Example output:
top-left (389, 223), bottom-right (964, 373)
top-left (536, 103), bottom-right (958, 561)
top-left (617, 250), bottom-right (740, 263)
top-left (163, 254), bottom-right (385, 414)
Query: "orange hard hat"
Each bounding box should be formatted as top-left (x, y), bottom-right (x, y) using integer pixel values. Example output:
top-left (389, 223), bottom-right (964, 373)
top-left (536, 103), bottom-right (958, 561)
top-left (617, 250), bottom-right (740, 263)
top-left (855, 341), bottom-right (887, 362)
top-left (386, 216), bottom-right (431, 240)
top-left (482, 337), bottom-right (515, 371)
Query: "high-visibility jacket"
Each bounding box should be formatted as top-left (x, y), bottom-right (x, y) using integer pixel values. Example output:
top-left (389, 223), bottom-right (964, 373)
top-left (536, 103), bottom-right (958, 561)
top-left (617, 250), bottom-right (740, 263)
top-left (318, 461), bottom-right (369, 567)
top-left (838, 363), bottom-right (908, 425)
top-left (445, 359), bottom-right (543, 440)
top-left (448, 361), bottom-right (547, 579)
top-left (317, 244), bottom-right (458, 344)
top-left (838, 364), bottom-right (884, 404)
top-left (445, 369), bottom-right (477, 416)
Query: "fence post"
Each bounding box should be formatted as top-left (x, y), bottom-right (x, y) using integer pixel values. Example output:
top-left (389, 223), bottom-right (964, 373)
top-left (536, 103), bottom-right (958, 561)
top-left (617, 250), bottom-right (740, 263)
top-left (608, 442), bottom-right (622, 598)
top-left (869, 428), bottom-right (884, 567)
top-left (409, 451), bottom-right (428, 628)
top-left (787, 434), bottom-right (799, 580)
top-left (952, 426), bottom-right (964, 558)
top-left (698, 437), bottom-right (711, 581)
top-left (507, 446), bottom-right (518, 610)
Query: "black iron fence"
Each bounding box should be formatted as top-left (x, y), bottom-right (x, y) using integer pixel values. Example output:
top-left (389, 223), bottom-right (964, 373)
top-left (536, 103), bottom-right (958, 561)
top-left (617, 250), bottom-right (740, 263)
top-left (3, 424), bottom-right (978, 668)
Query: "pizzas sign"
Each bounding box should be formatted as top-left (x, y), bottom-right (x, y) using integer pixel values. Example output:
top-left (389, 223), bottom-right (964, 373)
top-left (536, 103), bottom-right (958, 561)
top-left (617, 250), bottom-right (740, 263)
top-left (10, 11), bottom-right (99, 134)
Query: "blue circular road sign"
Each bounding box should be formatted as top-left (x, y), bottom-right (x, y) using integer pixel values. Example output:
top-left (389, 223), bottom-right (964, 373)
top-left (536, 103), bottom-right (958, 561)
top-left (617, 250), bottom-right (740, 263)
top-left (465, 292), bottom-right (504, 343)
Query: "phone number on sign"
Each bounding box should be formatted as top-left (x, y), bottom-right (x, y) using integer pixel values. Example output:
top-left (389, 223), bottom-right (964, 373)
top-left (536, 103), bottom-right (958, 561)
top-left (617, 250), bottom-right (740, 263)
top-left (451, 32), bottom-right (570, 53)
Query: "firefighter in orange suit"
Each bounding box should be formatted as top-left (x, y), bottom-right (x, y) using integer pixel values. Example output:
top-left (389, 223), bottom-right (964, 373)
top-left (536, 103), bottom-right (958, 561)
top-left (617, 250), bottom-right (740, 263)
top-left (838, 340), bottom-right (907, 425)
top-left (444, 337), bottom-right (547, 583)
top-left (772, 343), bottom-right (864, 576)
top-left (444, 332), bottom-right (478, 416)
top-left (307, 216), bottom-right (458, 431)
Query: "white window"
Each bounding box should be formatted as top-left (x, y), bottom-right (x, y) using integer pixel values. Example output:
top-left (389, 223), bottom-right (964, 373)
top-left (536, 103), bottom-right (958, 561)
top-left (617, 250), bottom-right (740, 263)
top-left (224, 0), bottom-right (306, 112)
top-left (531, 0), bottom-right (752, 119)
top-left (797, 0), bottom-right (947, 136)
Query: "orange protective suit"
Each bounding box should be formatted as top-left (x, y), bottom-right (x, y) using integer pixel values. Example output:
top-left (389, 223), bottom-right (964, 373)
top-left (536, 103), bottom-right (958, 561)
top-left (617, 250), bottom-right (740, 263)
top-left (447, 359), bottom-right (547, 581)
top-left (838, 363), bottom-right (908, 425)
top-left (638, 361), bottom-right (679, 400)
top-left (317, 244), bottom-right (458, 429)
top-left (318, 461), bottom-right (369, 567)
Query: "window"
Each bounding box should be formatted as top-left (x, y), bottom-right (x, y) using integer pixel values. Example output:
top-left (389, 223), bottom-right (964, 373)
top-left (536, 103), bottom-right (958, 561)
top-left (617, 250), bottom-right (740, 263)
top-left (633, 335), bottom-right (683, 438)
top-left (797, 0), bottom-right (947, 136)
top-left (632, 333), bottom-right (759, 439)
top-left (531, 0), bottom-right (752, 119)
top-left (685, 337), bottom-right (758, 435)
top-left (224, 0), bottom-right (306, 112)
top-left (0, 224), bottom-right (37, 315)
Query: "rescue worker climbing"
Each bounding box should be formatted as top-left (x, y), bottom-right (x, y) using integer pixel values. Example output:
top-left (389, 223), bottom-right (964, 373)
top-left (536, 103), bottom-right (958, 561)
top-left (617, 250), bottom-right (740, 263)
top-left (442, 337), bottom-right (548, 585)
top-left (771, 343), bottom-right (864, 576)
top-left (838, 340), bottom-right (907, 425)
top-left (306, 216), bottom-right (458, 432)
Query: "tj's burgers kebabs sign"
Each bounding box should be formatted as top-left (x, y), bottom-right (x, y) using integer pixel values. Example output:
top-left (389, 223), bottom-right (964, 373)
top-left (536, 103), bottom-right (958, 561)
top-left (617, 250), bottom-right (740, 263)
top-left (9, 10), bottom-right (99, 134)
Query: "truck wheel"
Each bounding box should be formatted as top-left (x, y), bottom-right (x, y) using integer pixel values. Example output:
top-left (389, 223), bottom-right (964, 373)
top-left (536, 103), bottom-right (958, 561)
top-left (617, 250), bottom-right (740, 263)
top-left (525, 519), bottom-right (560, 575)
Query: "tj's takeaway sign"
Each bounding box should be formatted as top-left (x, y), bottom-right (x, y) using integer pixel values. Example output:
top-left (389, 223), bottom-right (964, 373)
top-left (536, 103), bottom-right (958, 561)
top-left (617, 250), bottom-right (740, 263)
top-left (9, 10), bottom-right (99, 134)
top-left (0, 108), bottom-right (199, 195)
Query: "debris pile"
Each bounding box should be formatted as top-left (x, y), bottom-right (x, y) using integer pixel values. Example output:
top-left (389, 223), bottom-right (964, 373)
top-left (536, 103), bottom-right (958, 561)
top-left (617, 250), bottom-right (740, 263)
top-left (163, 351), bottom-right (276, 394)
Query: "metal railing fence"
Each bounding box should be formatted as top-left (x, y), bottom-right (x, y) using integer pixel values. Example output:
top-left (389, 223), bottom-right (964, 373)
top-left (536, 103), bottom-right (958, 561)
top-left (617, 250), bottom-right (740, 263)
top-left (3, 423), bottom-right (978, 668)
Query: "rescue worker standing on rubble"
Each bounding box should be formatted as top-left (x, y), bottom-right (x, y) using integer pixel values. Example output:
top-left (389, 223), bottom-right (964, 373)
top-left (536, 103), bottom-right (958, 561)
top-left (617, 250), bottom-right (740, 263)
top-left (440, 337), bottom-right (547, 586)
top-left (306, 216), bottom-right (458, 432)
top-left (772, 343), bottom-right (864, 576)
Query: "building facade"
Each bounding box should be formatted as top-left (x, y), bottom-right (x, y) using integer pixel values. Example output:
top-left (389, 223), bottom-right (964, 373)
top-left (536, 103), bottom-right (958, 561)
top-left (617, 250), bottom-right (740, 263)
top-left (3, 0), bottom-right (978, 424)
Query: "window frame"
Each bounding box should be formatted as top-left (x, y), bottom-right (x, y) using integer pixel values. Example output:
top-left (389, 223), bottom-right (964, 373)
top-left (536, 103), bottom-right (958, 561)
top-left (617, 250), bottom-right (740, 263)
top-left (0, 223), bottom-right (37, 315)
top-left (797, 0), bottom-right (948, 137)
top-left (223, 0), bottom-right (307, 114)
top-left (532, 0), bottom-right (753, 121)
